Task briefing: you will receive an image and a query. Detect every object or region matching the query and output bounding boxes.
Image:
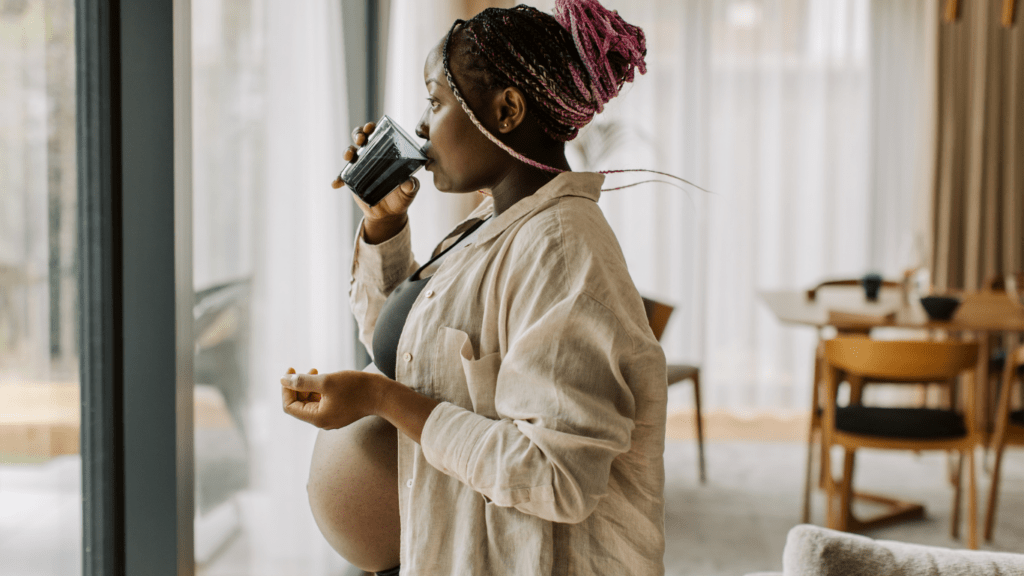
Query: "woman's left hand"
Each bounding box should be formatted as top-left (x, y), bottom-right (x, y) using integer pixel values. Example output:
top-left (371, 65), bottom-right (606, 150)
top-left (280, 367), bottom-right (384, 430)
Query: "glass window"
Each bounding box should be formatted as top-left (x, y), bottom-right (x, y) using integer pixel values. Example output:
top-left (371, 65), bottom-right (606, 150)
top-left (191, 0), bottom-right (355, 573)
top-left (0, 1), bottom-right (81, 574)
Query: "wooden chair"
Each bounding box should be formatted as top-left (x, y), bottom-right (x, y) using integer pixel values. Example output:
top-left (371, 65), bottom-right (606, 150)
top-left (820, 337), bottom-right (981, 549)
top-left (801, 277), bottom-right (910, 524)
top-left (981, 272), bottom-right (1023, 468)
top-left (984, 343), bottom-right (1024, 541)
top-left (642, 297), bottom-right (706, 484)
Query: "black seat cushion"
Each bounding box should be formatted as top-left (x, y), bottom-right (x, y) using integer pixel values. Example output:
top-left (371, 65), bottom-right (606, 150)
top-left (1013, 410), bottom-right (1024, 427)
top-left (835, 406), bottom-right (966, 440)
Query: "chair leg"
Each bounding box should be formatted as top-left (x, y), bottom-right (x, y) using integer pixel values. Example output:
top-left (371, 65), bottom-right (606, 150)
top-left (823, 443), bottom-right (836, 529)
top-left (818, 436), bottom-right (828, 490)
top-left (836, 448), bottom-right (856, 532)
top-left (985, 441), bottom-right (1006, 541)
top-left (803, 350), bottom-right (823, 524)
top-left (692, 371), bottom-right (706, 484)
top-left (802, 426), bottom-right (817, 524)
top-left (950, 451), bottom-right (963, 540)
top-left (947, 450), bottom-right (960, 486)
top-left (968, 447), bottom-right (978, 550)
top-left (985, 359), bottom-right (1017, 541)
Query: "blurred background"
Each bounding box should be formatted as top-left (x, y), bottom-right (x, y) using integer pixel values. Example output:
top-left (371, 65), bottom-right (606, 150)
top-left (1, 0), bottom-right (1021, 575)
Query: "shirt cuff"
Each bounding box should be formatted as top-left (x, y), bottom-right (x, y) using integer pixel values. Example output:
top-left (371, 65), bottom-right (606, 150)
top-left (420, 401), bottom-right (481, 477)
top-left (351, 217), bottom-right (415, 292)
top-left (420, 401), bottom-right (558, 510)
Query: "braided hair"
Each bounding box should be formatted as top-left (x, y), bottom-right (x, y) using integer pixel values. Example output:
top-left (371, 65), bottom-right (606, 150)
top-left (442, 0), bottom-right (647, 174)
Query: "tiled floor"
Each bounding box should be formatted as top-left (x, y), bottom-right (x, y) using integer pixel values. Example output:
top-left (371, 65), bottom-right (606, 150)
top-left (2, 440), bottom-right (1022, 576)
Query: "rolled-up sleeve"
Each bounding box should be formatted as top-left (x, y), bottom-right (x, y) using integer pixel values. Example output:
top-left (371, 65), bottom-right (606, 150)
top-left (349, 219), bottom-right (418, 356)
top-left (421, 292), bottom-right (639, 524)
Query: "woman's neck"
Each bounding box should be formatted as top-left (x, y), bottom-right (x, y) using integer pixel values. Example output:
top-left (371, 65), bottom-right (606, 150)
top-left (488, 149), bottom-right (571, 216)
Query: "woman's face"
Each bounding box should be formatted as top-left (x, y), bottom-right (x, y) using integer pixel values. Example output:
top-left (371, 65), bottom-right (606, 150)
top-left (416, 40), bottom-right (509, 193)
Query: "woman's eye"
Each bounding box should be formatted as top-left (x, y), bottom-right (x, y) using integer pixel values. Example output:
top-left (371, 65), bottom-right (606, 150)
top-left (426, 98), bottom-right (439, 110)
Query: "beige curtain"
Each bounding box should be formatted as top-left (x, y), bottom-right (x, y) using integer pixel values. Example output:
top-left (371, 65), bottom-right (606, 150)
top-left (933, 0), bottom-right (1024, 291)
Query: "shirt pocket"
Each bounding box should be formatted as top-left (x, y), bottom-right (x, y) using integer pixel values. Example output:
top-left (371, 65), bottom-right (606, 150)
top-left (435, 327), bottom-right (501, 419)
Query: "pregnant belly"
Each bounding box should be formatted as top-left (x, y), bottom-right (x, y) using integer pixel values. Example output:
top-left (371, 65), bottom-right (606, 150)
top-left (307, 415), bottom-right (400, 572)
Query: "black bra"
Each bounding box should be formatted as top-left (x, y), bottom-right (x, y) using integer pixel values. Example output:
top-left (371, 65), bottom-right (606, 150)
top-left (372, 218), bottom-right (488, 380)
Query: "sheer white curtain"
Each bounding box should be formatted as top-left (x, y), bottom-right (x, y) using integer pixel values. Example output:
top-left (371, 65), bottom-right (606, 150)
top-left (192, 0), bottom-right (354, 572)
top-left (384, 0), bottom-right (486, 262)
top-left (383, 0), bottom-right (936, 412)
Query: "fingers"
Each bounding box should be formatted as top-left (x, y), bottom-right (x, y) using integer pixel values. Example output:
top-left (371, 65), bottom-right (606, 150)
top-left (281, 368), bottom-right (323, 423)
top-left (281, 367), bottom-right (299, 409)
top-left (350, 121), bottom-right (376, 146)
top-left (305, 368), bottom-right (321, 401)
top-left (280, 371), bottom-right (324, 393)
top-left (283, 393), bottom-right (321, 424)
top-left (341, 123), bottom-right (377, 188)
top-left (282, 381), bottom-right (298, 408)
top-left (397, 177), bottom-right (420, 199)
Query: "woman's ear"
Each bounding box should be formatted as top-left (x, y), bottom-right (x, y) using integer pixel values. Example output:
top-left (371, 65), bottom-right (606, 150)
top-left (494, 87), bottom-right (527, 133)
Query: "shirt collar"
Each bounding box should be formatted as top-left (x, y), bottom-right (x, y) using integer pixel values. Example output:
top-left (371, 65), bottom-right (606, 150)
top-left (469, 171), bottom-right (605, 246)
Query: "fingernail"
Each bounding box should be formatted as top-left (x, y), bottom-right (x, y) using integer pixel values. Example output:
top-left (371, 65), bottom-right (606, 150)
top-left (309, 368), bottom-right (318, 374)
top-left (331, 177), bottom-right (344, 189)
top-left (287, 367), bottom-right (296, 374)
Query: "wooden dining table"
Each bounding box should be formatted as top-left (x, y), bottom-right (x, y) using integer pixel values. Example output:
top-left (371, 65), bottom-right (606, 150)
top-left (760, 286), bottom-right (1024, 440)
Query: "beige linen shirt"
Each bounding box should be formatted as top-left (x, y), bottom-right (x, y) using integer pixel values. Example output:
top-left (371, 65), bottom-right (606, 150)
top-left (349, 172), bottom-right (667, 576)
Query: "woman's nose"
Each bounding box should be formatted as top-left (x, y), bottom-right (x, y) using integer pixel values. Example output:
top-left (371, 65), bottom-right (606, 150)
top-left (415, 109), bottom-right (429, 140)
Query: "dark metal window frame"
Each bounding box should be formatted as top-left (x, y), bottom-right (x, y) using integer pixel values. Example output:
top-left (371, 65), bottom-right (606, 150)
top-left (77, 1), bottom-right (385, 573)
top-left (343, 0), bottom-right (390, 369)
top-left (78, 0), bottom-right (193, 574)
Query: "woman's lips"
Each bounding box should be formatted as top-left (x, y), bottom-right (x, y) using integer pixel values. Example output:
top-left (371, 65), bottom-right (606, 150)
top-left (421, 143), bottom-right (433, 170)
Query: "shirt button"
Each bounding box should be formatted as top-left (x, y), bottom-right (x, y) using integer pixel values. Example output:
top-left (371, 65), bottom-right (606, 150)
top-left (403, 352), bottom-right (412, 362)
top-left (406, 479), bottom-right (414, 488)
top-left (424, 290), bottom-right (434, 298)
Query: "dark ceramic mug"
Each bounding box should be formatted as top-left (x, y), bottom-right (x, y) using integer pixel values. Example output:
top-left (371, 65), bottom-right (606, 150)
top-left (862, 273), bottom-right (883, 302)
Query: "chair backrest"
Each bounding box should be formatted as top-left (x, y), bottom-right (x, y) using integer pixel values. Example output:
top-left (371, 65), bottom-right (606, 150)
top-left (641, 297), bottom-right (673, 342)
top-left (824, 338), bottom-right (978, 383)
top-left (986, 272), bottom-right (1024, 292)
top-left (806, 278), bottom-right (901, 301)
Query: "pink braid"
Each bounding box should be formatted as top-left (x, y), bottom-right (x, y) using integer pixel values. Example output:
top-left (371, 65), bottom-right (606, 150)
top-left (554, 0), bottom-right (648, 113)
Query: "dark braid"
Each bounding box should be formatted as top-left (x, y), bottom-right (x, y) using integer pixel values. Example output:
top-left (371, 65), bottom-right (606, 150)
top-left (447, 5), bottom-right (642, 143)
top-left (443, 1), bottom-right (661, 177)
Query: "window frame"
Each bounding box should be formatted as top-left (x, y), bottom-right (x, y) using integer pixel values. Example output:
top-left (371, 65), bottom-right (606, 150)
top-left (77, 0), bottom-right (194, 574)
top-left (77, 1), bottom-right (386, 574)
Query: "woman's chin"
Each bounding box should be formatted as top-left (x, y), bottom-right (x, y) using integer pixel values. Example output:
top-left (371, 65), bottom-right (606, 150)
top-left (426, 170), bottom-right (480, 194)
top-left (430, 177), bottom-right (459, 193)
top-left (425, 168), bottom-right (449, 192)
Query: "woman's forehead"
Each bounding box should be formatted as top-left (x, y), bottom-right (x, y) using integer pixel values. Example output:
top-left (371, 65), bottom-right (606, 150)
top-left (423, 40), bottom-right (445, 83)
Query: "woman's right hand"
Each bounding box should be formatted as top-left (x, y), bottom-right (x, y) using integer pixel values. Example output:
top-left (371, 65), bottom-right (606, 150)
top-left (333, 121), bottom-right (419, 243)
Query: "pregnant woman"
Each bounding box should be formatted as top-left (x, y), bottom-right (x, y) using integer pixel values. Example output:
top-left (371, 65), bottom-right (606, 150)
top-left (282, 2), bottom-right (669, 574)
